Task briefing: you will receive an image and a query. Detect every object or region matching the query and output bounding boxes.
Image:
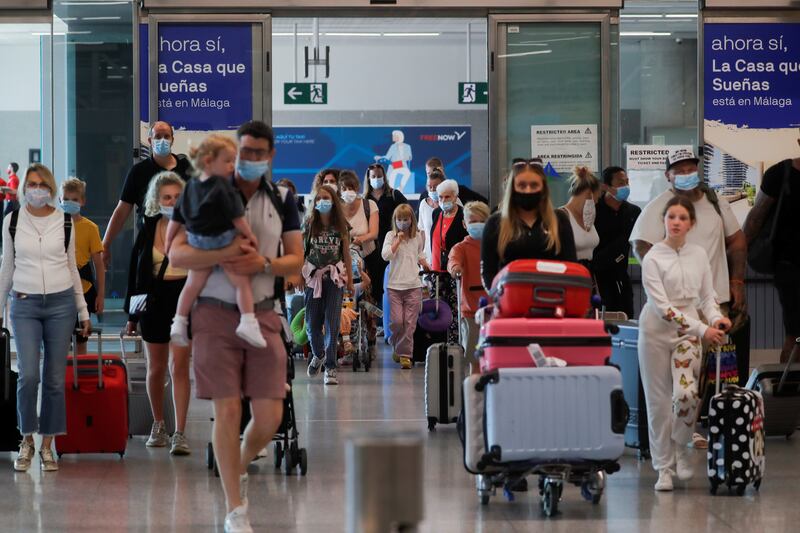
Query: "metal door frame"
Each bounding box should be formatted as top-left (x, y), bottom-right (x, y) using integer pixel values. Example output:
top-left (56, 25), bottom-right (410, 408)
top-left (489, 12), bottom-right (613, 204)
top-left (138, 12), bottom-right (271, 152)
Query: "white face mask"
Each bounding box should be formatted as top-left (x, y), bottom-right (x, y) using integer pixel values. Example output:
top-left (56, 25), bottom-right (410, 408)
top-left (582, 199), bottom-right (596, 229)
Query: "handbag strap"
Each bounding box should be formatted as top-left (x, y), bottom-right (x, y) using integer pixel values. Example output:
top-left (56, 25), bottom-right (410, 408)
top-left (152, 252), bottom-right (170, 289)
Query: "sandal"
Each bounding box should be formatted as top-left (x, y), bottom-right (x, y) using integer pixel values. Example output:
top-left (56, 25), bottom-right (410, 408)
top-left (692, 432), bottom-right (708, 449)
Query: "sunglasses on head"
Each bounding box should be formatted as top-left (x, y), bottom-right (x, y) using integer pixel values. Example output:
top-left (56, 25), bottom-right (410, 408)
top-left (367, 163), bottom-right (383, 170)
top-left (512, 158), bottom-right (544, 168)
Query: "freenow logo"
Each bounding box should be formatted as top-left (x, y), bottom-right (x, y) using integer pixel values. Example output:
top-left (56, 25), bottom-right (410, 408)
top-left (419, 131), bottom-right (468, 142)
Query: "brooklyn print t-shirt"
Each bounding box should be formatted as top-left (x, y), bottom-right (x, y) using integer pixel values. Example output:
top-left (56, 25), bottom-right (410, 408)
top-left (306, 228), bottom-right (344, 268)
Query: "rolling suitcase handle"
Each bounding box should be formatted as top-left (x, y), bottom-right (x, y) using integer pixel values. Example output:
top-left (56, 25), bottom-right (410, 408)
top-left (71, 328), bottom-right (104, 391)
top-left (777, 336), bottom-right (800, 395)
top-left (2, 327), bottom-right (10, 402)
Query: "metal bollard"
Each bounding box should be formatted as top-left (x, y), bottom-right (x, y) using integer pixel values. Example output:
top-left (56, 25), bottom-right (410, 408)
top-left (346, 431), bottom-right (424, 533)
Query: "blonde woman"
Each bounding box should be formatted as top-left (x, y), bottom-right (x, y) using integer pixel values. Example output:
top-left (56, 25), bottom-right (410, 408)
top-left (480, 160), bottom-right (577, 289)
top-left (561, 166), bottom-right (602, 264)
top-left (381, 204), bottom-right (430, 369)
top-left (123, 171), bottom-right (191, 456)
top-left (0, 164), bottom-right (90, 472)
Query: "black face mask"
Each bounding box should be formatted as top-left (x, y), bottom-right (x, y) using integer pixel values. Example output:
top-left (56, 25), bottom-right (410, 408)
top-left (511, 190), bottom-right (542, 211)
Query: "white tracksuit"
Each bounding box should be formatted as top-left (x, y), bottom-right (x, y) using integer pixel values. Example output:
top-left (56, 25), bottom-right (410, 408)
top-left (638, 241), bottom-right (723, 471)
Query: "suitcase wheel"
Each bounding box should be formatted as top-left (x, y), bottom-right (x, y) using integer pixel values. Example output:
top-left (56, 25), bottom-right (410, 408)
top-left (206, 443), bottom-right (215, 470)
top-left (754, 479), bottom-right (761, 491)
top-left (479, 493), bottom-right (490, 506)
top-left (541, 481), bottom-right (561, 517)
top-left (427, 417), bottom-right (437, 432)
top-left (709, 480), bottom-right (718, 495)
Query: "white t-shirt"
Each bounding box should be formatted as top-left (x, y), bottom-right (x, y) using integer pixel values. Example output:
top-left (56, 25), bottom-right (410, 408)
top-left (564, 209), bottom-right (600, 261)
top-left (418, 196), bottom-right (463, 265)
top-left (346, 198), bottom-right (378, 257)
top-left (630, 190), bottom-right (740, 303)
top-left (381, 230), bottom-right (425, 290)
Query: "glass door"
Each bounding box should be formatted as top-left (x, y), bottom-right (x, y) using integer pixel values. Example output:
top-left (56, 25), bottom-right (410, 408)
top-left (489, 14), bottom-right (611, 207)
top-left (143, 14), bottom-right (271, 155)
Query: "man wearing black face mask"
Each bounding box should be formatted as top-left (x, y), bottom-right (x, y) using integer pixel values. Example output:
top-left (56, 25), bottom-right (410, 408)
top-left (481, 160), bottom-right (577, 289)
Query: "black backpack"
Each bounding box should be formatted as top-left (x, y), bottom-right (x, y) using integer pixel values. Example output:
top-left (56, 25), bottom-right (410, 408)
top-left (747, 160), bottom-right (792, 274)
top-left (8, 208), bottom-right (72, 254)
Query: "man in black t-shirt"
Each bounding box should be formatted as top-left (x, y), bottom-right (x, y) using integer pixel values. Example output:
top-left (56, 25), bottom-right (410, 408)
top-left (744, 148), bottom-right (800, 363)
top-left (102, 121), bottom-right (193, 269)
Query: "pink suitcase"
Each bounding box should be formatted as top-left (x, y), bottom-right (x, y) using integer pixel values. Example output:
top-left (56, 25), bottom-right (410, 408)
top-left (478, 318), bottom-right (611, 372)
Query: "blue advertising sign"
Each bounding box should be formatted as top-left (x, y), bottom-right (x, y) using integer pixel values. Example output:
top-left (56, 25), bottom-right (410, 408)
top-left (704, 23), bottom-right (800, 129)
top-left (273, 126), bottom-right (472, 195)
top-left (139, 23), bottom-right (253, 131)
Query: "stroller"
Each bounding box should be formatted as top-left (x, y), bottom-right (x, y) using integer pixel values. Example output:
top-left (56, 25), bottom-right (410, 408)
top-left (206, 314), bottom-right (308, 477)
top-left (339, 245), bottom-right (382, 372)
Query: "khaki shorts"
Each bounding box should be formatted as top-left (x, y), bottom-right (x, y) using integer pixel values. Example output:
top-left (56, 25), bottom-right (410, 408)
top-left (192, 303), bottom-right (287, 400)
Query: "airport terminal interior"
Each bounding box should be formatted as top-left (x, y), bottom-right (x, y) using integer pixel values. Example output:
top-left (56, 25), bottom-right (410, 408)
top-left (2, 0), bottom-right (800, 531)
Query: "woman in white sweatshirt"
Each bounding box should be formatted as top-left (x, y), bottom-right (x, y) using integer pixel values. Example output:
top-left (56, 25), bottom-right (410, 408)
top-left (382, 204), bottom-right (430, 369)
top-left (0, 164), bottom-right (90, 472)
top-left (638, 195), bottom-right (730, 492)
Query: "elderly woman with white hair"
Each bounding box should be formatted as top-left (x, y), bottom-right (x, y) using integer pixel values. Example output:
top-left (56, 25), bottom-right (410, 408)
top-left (431, 179), bottom-right (468, 272)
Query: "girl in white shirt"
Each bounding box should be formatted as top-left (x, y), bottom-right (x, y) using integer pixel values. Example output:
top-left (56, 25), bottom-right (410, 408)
top-left (382, 204), bottom-right (430, 369)
top-left (0, 164), bottom-right (90, 473)
top-left (561, 166), bottom-right (601, 263)
top-left (639, 196), bottom-right (731, 492)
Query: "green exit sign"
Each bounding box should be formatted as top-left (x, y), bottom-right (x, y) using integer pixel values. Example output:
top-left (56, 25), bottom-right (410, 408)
top-left (284, 82), bottom-right (328, 105)
top-left (458, 82), bottom-right (488, 104)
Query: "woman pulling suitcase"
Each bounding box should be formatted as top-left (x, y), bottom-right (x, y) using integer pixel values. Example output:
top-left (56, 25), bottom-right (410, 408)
top-left (638, 196), bottom-right (730, 491)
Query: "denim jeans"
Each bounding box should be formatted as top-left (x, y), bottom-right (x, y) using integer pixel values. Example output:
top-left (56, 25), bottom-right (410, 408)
top-left (304, 277), bottom-right (344, 370)
top-left (187, 228), bottom-right (238, 250)
top-left (11, 288), bottom-right (77, 436)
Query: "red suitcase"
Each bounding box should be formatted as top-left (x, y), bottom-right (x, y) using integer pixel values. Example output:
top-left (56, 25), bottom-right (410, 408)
top-left (490, 259), bottom-right (592, 318)
top-left (56, 331), bottom-right (128, 457)
top-left (478, 317), bottom-right (611, 372)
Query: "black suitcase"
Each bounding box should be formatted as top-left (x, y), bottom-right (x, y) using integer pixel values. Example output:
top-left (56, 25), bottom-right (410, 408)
top-left (707, 385), bottom-right (765, 495)
top-left (1, 328), bottom-right (21, 452)
top-left (609, 321), bottom-right (650, 459)
top-left (745, 337), bottom-right (800, 438)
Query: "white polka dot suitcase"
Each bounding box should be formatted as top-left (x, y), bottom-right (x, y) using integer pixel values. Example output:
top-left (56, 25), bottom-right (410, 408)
top-left (707, 386), bottom-right (765, 496)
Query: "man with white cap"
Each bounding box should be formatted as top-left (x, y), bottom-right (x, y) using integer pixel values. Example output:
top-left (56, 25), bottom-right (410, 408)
top-left (630, 148), bottom-right (748, 448)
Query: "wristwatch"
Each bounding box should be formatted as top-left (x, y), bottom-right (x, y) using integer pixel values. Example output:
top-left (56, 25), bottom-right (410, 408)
top-left (263, 256), bottom-right (273, 276)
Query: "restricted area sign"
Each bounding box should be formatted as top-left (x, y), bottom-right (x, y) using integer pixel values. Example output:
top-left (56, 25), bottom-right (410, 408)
top-left (458, 82), bottom-right (488, 104)
top-left (284, 82), bottom-right (327, 105)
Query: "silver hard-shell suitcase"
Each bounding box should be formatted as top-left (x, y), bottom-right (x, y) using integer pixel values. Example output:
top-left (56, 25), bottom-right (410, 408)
top-left (121, 333), bottom-right (175, 437)
top-left (481, 366), bottom-right (627, 464)
top-left (424, 342), bottom-right (464, 431)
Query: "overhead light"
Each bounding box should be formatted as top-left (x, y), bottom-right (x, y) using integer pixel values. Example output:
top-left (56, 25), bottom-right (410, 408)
top-left (60, 1), bottom-right (128, 5)
top-left (498, 50), bottom-right (553, 59)
top-left (59, 17), bottom-right (78, 21)
top-left (620, 14), bottom-right (663, 18)
top-left (620, 32), bottom-right (672, 37)
top-left (665, 14), bottom-right (698, 18)
top-left (383, 32), bottom-right (440, 37)
top-left (272, 32), bottom-right (314, 37)
top-left (31, 30), bottom-right (92, 36)
top-left (82, 16), bottom-right (121, 21)
top-left (323, 32), bottom-right (381, 37)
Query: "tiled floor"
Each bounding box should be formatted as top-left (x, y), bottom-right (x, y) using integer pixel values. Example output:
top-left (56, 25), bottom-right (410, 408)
top-left (2, 342), bottom-right (799, 532)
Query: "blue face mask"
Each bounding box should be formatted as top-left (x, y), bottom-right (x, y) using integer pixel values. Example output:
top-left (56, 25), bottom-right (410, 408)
top-left (160, 205), bottom-right (174, 218)
top-left (441, 201), bottom-right (455, 213)
top-left (237, 159), bottom-right (270, 182)
top-left (60, 199), bottom-right (81, 215)
top-left (614, 186), bottom-right (630, 202)
top-left (674, 172), bottom-right (700, 191)
top-left (25, 188), bottom-right (51, 208)
top-left (370, 177), bottom-right (385, 189)
top-left (467, 222), bottom-right (485, 240)
top-left (151, 138), bottom-right (171, 157)
top-left (429, 191), bottom-right (439, 203)
top-left (316, 200), bottom-right (333, 214)
top-left (396, 219), bottom-right (411, 231)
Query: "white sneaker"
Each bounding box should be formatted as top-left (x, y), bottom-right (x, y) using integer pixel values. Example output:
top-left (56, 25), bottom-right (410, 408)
top-left (170, 431), bottom-right (191, 456)
top-left (146, 420), bottom-right (169, 447)
top-left (170, 316), bottom-right (190, 347)
top-left (14, 440), bottom-right (35, 472)
top-left (39, 447), bottom-right (59, 472)
top-left (224, 505), bottom-right (253, 533)
top-left (655, 469), bottom-right (674, 491)
top-left (240, 473), bottom-right (249, 510)
top-left (235, 316), bottom-right (267, 348)
top-left (324, 368), bottom-right (339, 385)
top-left (675, 448), bottom-right (694, 481)
top-left (307, 356), bottom-right (324, 377)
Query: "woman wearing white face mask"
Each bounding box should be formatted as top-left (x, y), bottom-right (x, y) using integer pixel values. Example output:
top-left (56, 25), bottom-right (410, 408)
top-left (0, 164), bottom-right (91, 472)
top-left (124, 171), bottom-right (193, 456)
top-left (561, 166), bottom-right (602, 267)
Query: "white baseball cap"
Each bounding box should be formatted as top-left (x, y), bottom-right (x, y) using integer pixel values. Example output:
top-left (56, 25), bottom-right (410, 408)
top-left (666, 148), bottom-right (699, 171)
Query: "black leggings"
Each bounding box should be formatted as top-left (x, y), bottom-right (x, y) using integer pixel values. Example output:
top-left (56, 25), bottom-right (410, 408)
top-left (364, 249), bottom-right (386, 308)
